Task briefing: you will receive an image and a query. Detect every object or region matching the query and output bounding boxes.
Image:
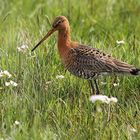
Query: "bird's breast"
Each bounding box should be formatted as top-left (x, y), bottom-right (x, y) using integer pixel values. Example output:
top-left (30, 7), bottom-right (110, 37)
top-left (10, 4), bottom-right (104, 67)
top-left (61, 49), bottom-right (97, 79)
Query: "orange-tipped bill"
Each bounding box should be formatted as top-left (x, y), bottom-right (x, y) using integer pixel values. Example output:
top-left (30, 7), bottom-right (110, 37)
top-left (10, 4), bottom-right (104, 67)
top-left (31, 28), bottom-right (56, 52)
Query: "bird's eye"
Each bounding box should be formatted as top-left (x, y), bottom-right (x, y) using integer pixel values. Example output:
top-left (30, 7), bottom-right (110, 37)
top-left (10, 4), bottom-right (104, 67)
top-left (58, 19), bottom-right (65, 24)
top-left (53, 20), bottom-right (65, 28)
top-left (58, 20), bottom-right (62, 24)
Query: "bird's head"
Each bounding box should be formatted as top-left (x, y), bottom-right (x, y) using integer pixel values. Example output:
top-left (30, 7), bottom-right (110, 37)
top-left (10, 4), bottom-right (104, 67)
top-left (31, 16), bottom-right (69, 52)
top-left (52, 16), bottom-right (69, 30)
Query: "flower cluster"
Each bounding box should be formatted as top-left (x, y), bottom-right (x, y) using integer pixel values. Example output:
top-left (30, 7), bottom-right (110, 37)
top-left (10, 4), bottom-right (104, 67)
top-left (0, 70), bottom-right (12, 78)
top-left (17, 44), bottom-right (28, 53)
top-left (0, 69), bottom-right (18, 87)
top-left (90, 95), bottom-right (118, 104)
top-left (113, 83), bottom-right (119, 87)
top-left (5, 80), bottom-right (18, 87)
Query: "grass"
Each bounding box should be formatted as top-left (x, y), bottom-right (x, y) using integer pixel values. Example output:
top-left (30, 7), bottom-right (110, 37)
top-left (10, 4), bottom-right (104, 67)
top-left (0, 0), bottom-right (140, 139)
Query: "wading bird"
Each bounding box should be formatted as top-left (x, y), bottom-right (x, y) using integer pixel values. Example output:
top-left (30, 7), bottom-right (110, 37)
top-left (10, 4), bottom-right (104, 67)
top-left (32, 16), bottom-right (140, 94)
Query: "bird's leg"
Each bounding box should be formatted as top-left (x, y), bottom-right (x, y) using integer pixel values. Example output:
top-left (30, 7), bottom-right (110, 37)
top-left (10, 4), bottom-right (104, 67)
top-left (88, 80), bottom-right (95, 95)
top-left (94, 79), bottom-right (100, 95)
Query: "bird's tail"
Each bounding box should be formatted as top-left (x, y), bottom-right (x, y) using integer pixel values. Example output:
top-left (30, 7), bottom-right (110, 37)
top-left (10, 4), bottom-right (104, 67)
top-left (130, 68), bottom-right (140, 75)
top-left (113, 59), bottom-right (140, 75)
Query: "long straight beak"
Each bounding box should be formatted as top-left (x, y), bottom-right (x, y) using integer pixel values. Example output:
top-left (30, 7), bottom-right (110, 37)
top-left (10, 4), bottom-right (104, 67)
top-left (31, 28), bottom-right (56, 52)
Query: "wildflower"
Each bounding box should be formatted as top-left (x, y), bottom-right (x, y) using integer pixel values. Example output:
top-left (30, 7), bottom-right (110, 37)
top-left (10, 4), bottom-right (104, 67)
top-left (113, 83), bottom-right (119, 87)
top-left (5, 80), bottom-right (18, 87)
top-left (56, 75), bottom-right (64, 79)
top-left (116, 40), bottom-right (125, 45)
top-left (101, 82), bottom-right (107, 85)
top-left (3, 70), bottom-right (12, 78)
top-left (109, 97), bottom-right (118, 103)
top-left (14, 120), bottom-right (20, 125)
top-left (129, 127), bottom-right (137, 133)
top-left (17, 44), bottom-right (28, 53)
top-left (46, 81), bottom-right (52, 85)
top-left (90, 95), bottom-right (118, 104)
top-left (0, 70), bottom-right (12, 78)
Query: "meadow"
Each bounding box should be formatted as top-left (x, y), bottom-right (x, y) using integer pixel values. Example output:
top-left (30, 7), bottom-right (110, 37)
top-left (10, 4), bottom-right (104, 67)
top-left (0, 0), bottom-right (140, 139)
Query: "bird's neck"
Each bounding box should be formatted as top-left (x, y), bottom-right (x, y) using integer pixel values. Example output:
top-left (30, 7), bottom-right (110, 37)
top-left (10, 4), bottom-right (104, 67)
top-left (57, 27), bottom-right (71, 58)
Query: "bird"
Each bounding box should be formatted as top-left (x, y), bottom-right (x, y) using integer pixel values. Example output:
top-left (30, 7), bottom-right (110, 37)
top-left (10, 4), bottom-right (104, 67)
top-left (32, 16), bottom-right (140, 95)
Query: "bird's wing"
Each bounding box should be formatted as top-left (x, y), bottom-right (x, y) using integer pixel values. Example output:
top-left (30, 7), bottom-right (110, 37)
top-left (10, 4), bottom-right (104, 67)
top-left (66, 44), bottom-right (135, 74)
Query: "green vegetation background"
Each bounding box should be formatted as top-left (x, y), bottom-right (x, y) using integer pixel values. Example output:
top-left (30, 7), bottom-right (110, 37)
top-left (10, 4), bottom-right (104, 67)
top-left (0, 0), bottom-right (140, 139)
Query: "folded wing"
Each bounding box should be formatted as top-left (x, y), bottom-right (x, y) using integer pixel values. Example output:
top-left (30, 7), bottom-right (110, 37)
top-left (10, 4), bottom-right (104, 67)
top-left (64, 44), bottom-right (139, 79)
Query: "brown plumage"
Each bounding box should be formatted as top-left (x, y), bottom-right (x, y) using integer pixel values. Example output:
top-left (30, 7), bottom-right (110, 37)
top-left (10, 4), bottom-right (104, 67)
top-left (32, 16), bottom-right (140, 94)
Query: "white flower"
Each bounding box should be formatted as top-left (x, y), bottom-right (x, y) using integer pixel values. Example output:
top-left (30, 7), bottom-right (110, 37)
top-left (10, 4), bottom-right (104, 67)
top-left (109, 97), bottom-right (118, 103)
top-left (17, 44), bottom-right (28, 53)
top-left (14, 120), bottom-right (20, 125)
top-left (90, 95), bottom-right (109, 104)
top-left (3, 70), bottom-right (12, 78)
top-left (0, 70), bottom-right (12, 78)
top-left (46, 81), bottom-right (52, 85)
top-left (90, 95), bottom-right (118, 104)
top-left (101, 82), bottom-right (107, 85)
top-left (113, 83), bottom-right (119, 87)
top-left (56, 75), bottom-right (64, 79)
top-left (116, 40), bottom-right (125, 45)
top-left (5, 80), bottom-right (18, 87)
top-left (5, 82), bottom-right (11, 86)
top-left (129, 128), bottom-right (137, 133)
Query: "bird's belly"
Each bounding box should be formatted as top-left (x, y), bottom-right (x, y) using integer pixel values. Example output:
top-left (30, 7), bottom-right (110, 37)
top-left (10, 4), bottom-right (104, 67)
top-left (66, 67), bottom-right (97, 80)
